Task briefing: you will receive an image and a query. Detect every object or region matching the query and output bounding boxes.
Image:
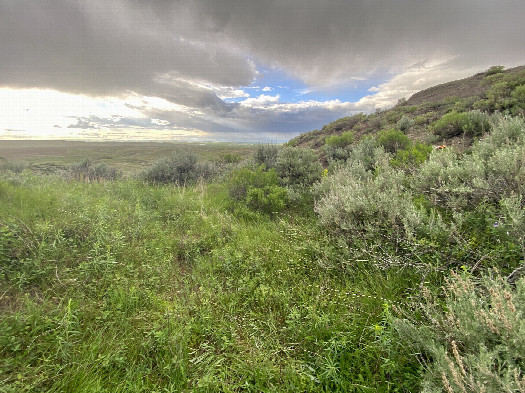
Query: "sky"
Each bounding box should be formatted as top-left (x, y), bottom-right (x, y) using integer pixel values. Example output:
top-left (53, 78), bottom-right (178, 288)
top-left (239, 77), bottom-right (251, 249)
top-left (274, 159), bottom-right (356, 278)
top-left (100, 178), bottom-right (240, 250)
top-left (1, 0), bottom-right (524, 142)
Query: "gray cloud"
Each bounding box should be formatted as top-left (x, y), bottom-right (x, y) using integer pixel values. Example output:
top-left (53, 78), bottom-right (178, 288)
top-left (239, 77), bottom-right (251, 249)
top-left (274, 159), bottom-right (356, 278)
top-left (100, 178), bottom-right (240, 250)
top-left (197, 0), bottom-right (525, 86)
top-left (1, 0), bottom-right (525, 140)
top-left (0, 0), bottom-right (254, 106)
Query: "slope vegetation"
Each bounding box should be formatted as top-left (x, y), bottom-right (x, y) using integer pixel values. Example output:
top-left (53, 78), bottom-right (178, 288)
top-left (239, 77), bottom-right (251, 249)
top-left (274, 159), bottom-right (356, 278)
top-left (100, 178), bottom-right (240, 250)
top-left (289, 65), bottom-right (525, 155)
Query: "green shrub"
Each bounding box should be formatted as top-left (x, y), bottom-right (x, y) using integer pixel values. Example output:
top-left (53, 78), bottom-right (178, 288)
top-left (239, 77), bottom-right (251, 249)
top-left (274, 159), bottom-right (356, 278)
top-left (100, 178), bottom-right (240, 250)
top-left (418, 115), bottom-right (525, 209)
top-left (245, 184), bottom-right (288, 214)
top-left (346, 136), bottom-right (391, 171)
top-left (485, 65), bottom-right (505, 75)
top-left (141, 152), bottom-right (210, 185)
top-left (396, 270), bottom-right (525, 393)
top-left (462, 110), bottom-right (490, 137)
top-left (324, 130), bottom-right (354, 148)
top-left (228, 165), bottom-right (288, 214)
top-left (275, 147), bottom-right (323, 189)
top-left (69, 158), bottom-right (121, 181)
top-left (397, 115), bottom-right (415, 132)
top-left (511, 84), bottom-right (525, 103)
top-left (253, 144), bottom-right (280, 169)
top-left (391, 142), bottom-right (433, 168)
top-left (324, 145), bottom-right (352, 164)
top-left (416, 148), bottom-right (486, 210)
top-left (376, 129), bottom-right (411, 153)
top-left (430, 111), bottom-right (469, 138)
top-left (510, 84), bottom-right (525, 114)
top-left (315, 163), bottom-right (421, 239)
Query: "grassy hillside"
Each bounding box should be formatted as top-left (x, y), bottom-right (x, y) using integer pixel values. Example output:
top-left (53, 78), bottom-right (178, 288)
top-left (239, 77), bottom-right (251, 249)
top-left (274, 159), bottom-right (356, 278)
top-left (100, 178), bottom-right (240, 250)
top-left (289, 65), bottom-right (525, 156)
top-left (1, 67), bottom-right (525, 392)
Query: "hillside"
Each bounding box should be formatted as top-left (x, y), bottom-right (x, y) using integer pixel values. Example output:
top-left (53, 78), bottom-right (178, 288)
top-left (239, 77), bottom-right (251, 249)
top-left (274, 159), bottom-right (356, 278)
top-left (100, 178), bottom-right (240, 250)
top-left (289, 65), bottom-right (525, 155)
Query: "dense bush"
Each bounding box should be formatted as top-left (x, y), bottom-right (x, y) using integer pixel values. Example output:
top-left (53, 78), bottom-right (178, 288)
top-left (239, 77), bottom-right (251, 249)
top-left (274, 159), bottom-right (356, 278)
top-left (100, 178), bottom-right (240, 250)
top-left (324, 145), bottom-right (352, 164)
top-left (69, 158), bottom-right (121, 181)
top-left (141, 152), bottom-right (211, 185)
top-left (315, 163), bottom-right (421, 239)
top-left (391, 142), bottom-right (433, 169)
top-left (430, 111), bottom-right (469, 138)
top-left (275, 146), bottom-right (323, 190)
top-left (431, 110), bottom-right (491, 139)
top-left (345, 136), bottom-right (390, 171)
top-left (227, 165), bottom-right (288, 214)
top-left (396, 271), bottom-right (525, 393)
top-left (324, 130), bottom-right (354, 148)
top-left (397, 115), bottom-right (415, 132)
top-left (462, 110), bottom-right (491, 137)
top-left (376, 128), bottom-right (411, 153)
top-left (417, 115), bottom-right (525, 209)
top-left (486, 65), bottom-right (505, 75)
top-left (253, 144), bottom-right (279, 169)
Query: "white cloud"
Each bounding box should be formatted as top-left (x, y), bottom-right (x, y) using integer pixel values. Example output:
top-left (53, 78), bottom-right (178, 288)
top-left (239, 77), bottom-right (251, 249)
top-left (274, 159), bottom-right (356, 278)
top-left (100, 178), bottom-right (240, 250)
top-left (262, 86), bottom-right (273, 92)
top-left (356, 59), bottom-right (483, 110)
top-left (151, 118), bottom-right (170, 126)
top-left (241, 94), bottom-right (281, 107)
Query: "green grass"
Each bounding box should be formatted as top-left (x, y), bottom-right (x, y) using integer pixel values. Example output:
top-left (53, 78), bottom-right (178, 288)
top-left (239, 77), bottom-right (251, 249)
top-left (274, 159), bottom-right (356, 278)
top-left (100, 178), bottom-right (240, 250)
top-left (2, 112), bottom-right (525, 392)
top-left (0, 173), bottom-right (421, 392)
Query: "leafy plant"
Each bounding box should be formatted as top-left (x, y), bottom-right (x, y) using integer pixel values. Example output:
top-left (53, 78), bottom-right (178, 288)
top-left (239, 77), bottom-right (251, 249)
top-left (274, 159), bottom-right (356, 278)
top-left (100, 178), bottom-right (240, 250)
top-left (253, 144), bottom-right (280, 169)
top-left (376, 129), bottom-right (411, 153)
top-left (227, 165), bottom-right (288, 214)
top-left (69, 158), bottom-right (121, 181)
top-left (430, 111), bottom-right (469, 138)
top-left (486, 65), bottom-right (505, 75)
top-left (324, 130), bottom-right (354, 148)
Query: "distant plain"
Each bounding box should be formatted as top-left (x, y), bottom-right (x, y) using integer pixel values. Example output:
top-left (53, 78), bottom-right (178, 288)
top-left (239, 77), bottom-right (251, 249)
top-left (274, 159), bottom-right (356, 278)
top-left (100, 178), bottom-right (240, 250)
top-left (0, 140), bottom-right (259, 174)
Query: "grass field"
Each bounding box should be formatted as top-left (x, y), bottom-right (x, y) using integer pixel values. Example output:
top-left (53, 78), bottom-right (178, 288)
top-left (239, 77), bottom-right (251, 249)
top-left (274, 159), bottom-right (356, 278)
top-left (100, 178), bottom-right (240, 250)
top-left (0, 140), bottom-right (259, 175)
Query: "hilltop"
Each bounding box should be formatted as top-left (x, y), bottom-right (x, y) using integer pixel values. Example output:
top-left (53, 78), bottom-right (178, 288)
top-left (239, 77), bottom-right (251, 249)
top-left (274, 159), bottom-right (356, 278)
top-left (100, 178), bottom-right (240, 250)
top-left (288, 65), bottom-right (525, 155)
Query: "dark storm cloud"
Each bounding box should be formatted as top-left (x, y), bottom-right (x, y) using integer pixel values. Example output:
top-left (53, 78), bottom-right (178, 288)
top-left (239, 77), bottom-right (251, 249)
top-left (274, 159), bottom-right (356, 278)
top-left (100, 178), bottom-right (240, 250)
top-left (194, 0), bottom-right (525, 85)
top-left (0, 0), bottom-right (254, 106)
top-left (3, 0), bottom-right (524, 98)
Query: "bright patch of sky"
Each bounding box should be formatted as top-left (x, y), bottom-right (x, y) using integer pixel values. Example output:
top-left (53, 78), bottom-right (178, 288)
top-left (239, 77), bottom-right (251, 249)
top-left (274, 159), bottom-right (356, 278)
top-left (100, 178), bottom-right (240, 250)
top-left (228, 66), bottom-right (387, 105)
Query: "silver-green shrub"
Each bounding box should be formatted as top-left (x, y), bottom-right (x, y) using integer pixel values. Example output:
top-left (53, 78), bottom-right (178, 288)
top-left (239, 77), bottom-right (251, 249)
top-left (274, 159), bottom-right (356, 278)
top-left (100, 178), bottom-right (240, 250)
top-left (417, 115), bottom-right (525, 209)
top-left (462, 110), bottom-right (491, 137)
top-left (396, 271), bottom-right (525, 393)
top-left (315, 162), bottom-right (422, 239)
top-left (346, 136), bottom-right (389, 171)
top-left (253, 144), bottom-right (280, 169)
top-left (397, 115), bottom-right (415, 132)
top-left (416, 148), bottom-right (486, 210)
top-left (69, 158), bottom-right (122, 181)
top-left (141, 152), bottom-right (211, 185)
top-left (275, 146), bottom-right (323, 190)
